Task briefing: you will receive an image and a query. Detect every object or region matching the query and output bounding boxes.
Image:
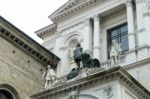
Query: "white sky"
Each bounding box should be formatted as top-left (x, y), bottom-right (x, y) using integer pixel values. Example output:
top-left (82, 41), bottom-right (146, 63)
top-left (0, 0), bottom-right (69, 43)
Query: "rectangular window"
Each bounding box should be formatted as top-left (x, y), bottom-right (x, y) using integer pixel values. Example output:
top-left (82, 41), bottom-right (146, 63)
top-left (107, 23), bottom-right (128, 57)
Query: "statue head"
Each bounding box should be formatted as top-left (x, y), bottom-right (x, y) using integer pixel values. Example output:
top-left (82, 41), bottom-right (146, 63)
top-left (76, 43), bottom-right (81, 47)
top-left (112, 40), bottom-right (117, 45)
top-left (47, 65), bottom-right (51, 69)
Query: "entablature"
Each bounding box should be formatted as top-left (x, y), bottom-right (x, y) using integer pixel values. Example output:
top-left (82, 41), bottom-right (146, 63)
top-left (31, 67), bottom-right (150, 99)
top-left (35, 23), bottom-right (57, 39)
top-left (0, 16), bottom-right (60, 68)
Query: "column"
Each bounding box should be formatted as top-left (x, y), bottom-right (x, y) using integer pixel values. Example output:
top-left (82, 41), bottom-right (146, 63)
top-left (136, 0), bottom-right (146, 46)
top-left (59, 46), bottom-right (69, 76)
top-left (54, 37), bottom-right (61, 57)
top-left (136, 0), bottom-right (149, 60)
top-left (93, 15), bottom-right (100, 60)
top-left (126, 0), bottom-right (135, 49)
top-left (126, 0), bottom-right (137, 64)
top-left (144, 10), bottom-right (150, 45)
top-left (83, 18), bottom-right (92, 55)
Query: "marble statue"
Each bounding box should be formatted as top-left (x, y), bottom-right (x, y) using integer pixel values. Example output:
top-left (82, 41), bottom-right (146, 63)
top-left (73, 43), bottom-right (83, 69)
top-left (110, 40), bottom-right (122, 66)
top-left (68, 91), bottom-right (77, 99)
top-left (69, 42), bottom-right (78, 69)
top-left (43, 65), bottom-right (56, 90)
top-left (67, 43), bottom-right (83, 80)
top-left (69, 42), bottom-right (75, 60)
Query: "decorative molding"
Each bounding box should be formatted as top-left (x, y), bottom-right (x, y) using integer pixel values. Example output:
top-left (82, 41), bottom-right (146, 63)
top-left (84, 18), bottom-right (91, 26)
top-left (31, 67), bottom-right (150, 99)
top-left (103, 86), bottom-right (113, 98)
top-left (51, 0), bottom-right (96, 20)
top-left (0, 84), bottom-right (19, 99)
top-left (137, 28), bottom-right (146, 34)
top-left (0, 24), bottom-right (59, 67)
top-left (135, 0), bottom-right (144, 4)
top-left (59, 21), bottom-right (83, 35)
top-left (128, 32), bottom-right (135, 36)
top-left (60, 45), bottom-right (68, 50)
top-left (62, 32), bottom-right (81, 46)
top-left (93, 15), bottom-right (100, 21)
top-left (35, 23), bottom-right (57, 39)
top-left (68, 90), bottom-right (78, 99)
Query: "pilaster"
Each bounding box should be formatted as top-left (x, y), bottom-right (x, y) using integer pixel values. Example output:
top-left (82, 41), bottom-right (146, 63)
top-left (83, 18), bottom-right (93, 55)
top-left (126, 0), bottom-right (135, 49)
top-left (125, 0), bottom-right (137, 64)
top-left (93, 15), bottom-right (101, 60)
top-left (135, 0), bottom-right (147, 46)
top-left (135, 0), bottom-right (149, 61)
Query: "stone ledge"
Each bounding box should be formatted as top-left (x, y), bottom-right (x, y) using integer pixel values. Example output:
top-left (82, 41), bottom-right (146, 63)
top-left (31, 66), bottom-right (150, 99)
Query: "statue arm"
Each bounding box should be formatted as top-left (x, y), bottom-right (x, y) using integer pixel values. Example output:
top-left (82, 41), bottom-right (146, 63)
top-left (50, 69), bottom-right (56, 77)
top-left (43, 72), bottom-right (46, 78)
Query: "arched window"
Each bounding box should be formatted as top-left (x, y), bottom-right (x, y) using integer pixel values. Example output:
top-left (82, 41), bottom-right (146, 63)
top-left (0, 90), bottom-right (14, 99)
top-left (0, 84), bottom-right (19, 99)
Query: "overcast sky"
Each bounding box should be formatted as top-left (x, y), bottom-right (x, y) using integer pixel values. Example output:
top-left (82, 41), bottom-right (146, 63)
top-left (0, 0), bottom-right (68, 43)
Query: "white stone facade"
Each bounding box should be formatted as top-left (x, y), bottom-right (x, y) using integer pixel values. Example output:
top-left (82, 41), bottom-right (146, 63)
top-left (35, 0), bottom-right (150, 95)
top-left (31, 67), bottom-right (150, 99)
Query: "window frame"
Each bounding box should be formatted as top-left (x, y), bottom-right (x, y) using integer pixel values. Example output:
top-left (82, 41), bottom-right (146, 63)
top-left (107, 23), bottom-right (128, 58)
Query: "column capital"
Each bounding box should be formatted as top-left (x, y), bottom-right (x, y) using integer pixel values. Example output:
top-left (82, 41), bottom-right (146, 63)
top-left (126, 0), bottom-right (133, 7)
top-left (83, 18), bottom-right (91, 26)
top-left (93, 15), bottom-right (100, 21)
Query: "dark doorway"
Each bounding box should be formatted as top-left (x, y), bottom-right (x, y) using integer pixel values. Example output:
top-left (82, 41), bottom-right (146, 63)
top-left (0, 90), bottom-right (14, 99)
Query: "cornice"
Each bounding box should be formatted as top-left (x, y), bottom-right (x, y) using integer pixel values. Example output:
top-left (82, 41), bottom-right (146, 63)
top-left (0, 16), bottom-right (60, 68)
top-left (35, 23), bottom-right (57, 39)
top-left (50, 0), bottom-right (96, 21)
top-left (59, 21), bottom-right (83, 34)
top-left (30, 67), bottom-right (150, 99)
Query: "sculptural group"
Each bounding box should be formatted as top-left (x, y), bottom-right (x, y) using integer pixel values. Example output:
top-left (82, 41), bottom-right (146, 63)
top-left (43, 41), bottom-right (122, 89)
top-left (67, 43), bottom-right (100, 80)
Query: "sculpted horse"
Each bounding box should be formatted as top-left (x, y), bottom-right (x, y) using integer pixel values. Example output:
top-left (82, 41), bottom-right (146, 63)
top-left (81, 52), bottom-right (101, 68)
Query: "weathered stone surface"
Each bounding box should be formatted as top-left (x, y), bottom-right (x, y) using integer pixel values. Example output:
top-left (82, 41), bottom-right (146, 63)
top-left (0, 36), bottom-right (44, 99)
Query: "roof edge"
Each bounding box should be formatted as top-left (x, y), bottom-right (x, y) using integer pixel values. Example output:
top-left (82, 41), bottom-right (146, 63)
top-left (0, 16), bottom-right (60, 67)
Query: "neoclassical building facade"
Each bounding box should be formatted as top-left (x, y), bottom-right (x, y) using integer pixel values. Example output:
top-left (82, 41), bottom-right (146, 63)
top-left (33, 0), bottom-right (150, 99)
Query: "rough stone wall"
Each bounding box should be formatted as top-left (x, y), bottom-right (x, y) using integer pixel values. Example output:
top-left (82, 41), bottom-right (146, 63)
top-left (0, 37), bottom-right (45, 99)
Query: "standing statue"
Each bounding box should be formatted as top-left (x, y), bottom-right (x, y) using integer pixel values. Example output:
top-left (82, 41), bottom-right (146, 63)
top-left (69, 42), bottom-right (78, 69)
top-left (73, 43), bottom-right (83, 69)
top-left (110, 40), bottom-right (122, 66)
top-left (68, 91), bottom-right (78, 99)
top-left (43, 65), bottom-right (56, 90)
